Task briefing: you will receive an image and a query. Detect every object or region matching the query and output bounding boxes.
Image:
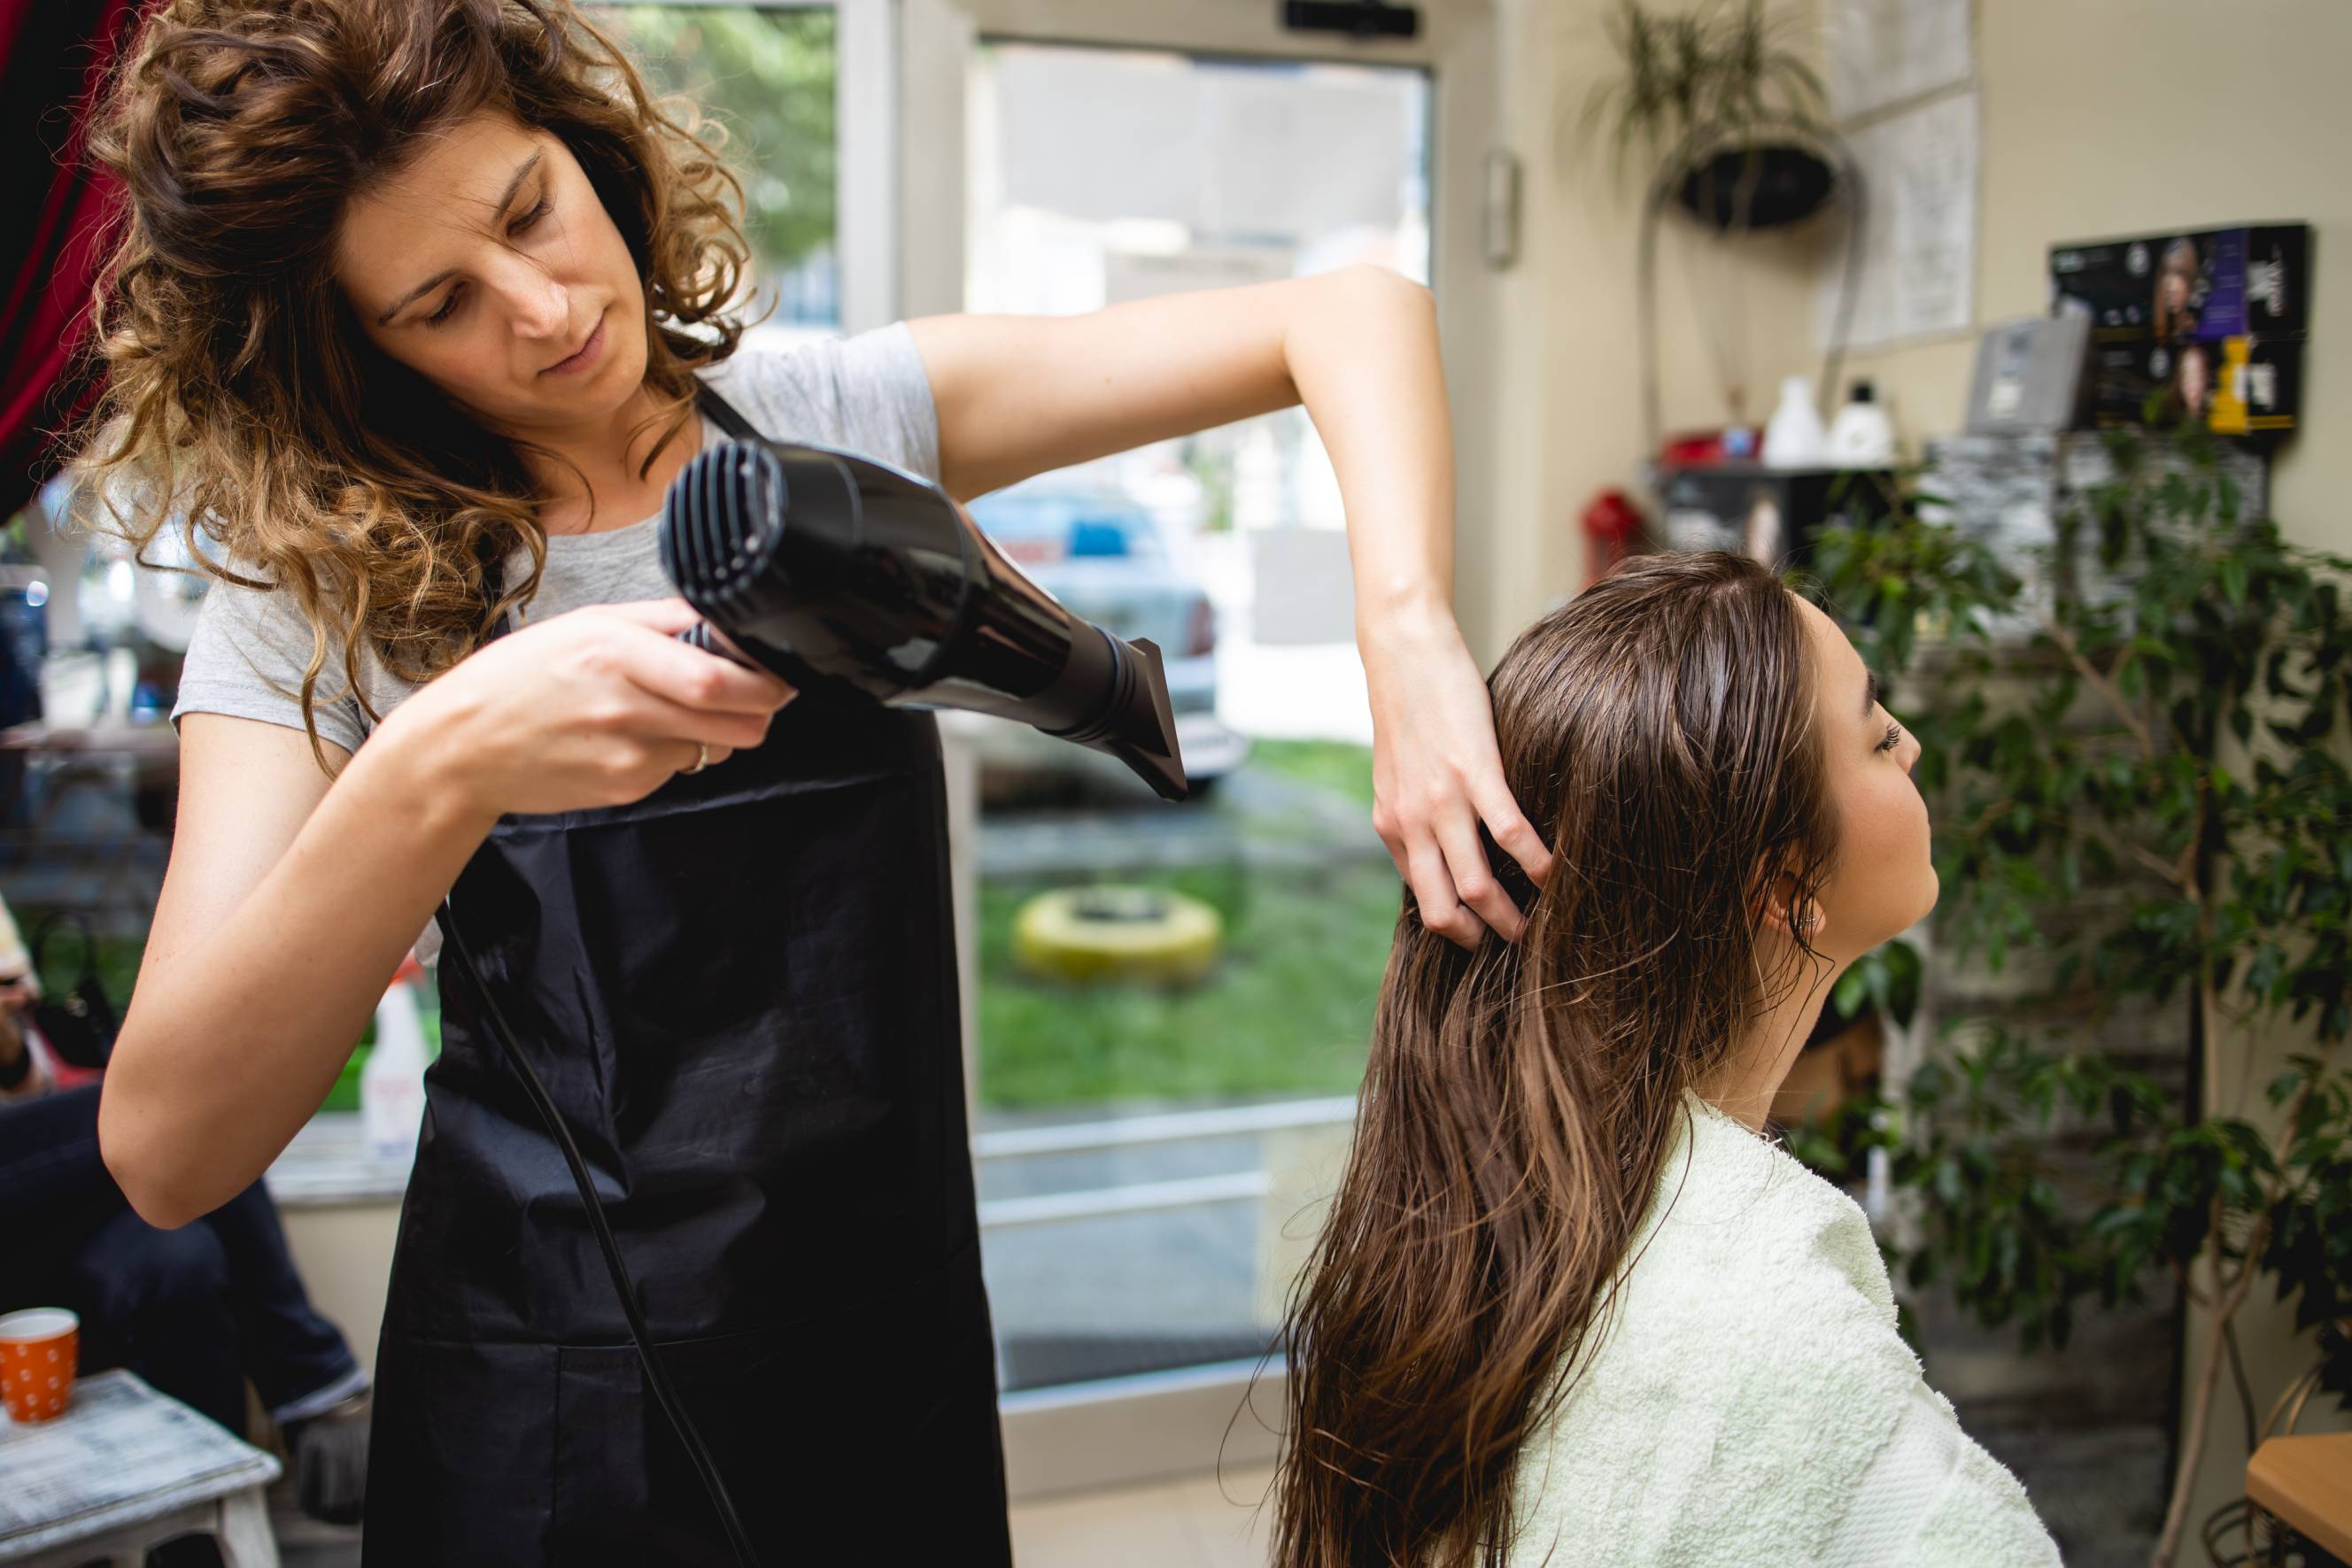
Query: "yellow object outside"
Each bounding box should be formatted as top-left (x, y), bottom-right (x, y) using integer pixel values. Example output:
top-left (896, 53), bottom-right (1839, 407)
top-left (1013, 885), bottom-right (1224, 985)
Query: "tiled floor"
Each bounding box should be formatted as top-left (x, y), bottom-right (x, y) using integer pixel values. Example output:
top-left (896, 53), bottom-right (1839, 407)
top-left (1010, 1465), bottom-right (1279, 1568)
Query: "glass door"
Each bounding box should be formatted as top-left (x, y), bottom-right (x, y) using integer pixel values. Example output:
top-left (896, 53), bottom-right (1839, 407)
top-left (963, 36), bottom-right (1427, 1392)
top-left (901, 0), bottom-right (1501, 1497)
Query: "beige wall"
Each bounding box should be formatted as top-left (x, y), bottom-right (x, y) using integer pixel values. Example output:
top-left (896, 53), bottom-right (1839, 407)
top-left (1490, 0), bottom-right (2352, 585)
top-left (1477, 0), bottom-right (1826, 655)
top-left (281, 1202), bottom-right (400, 1379)
top-left (1848, 0), bottom-right (2350, 555)
top-left (1488, 0), bottom-right (2351, 1539)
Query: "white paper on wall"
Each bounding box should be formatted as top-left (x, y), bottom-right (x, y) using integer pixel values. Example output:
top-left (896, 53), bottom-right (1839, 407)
top-left (1817, 89), bottom-right (1979, 351)
top-left (1827, 0), bottom-right (1974, 120)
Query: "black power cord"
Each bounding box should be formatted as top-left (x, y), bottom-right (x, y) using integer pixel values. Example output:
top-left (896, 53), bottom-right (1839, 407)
top-left (436, 900), bottom-right (761, 1568)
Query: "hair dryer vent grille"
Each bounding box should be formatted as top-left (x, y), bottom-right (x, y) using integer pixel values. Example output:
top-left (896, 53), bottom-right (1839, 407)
top-left (660, 440), bottom-right (783, 603)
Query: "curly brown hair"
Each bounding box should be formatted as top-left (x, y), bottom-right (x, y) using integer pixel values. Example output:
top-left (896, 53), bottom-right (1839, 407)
top-left (65, 0), bottom-right (755, 764)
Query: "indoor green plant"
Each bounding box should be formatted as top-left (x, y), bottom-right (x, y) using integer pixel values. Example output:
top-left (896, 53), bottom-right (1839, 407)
top-left (1807, 430), bottom-right (2352, 1567)
top-left (1578, 0), bottom-right (1859, 450)
top-left (1582, 0), bottom-right (1830, 223)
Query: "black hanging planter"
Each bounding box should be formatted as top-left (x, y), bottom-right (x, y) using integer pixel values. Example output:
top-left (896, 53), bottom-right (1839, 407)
top-left (1675, 142), bottom-right (1837, 231)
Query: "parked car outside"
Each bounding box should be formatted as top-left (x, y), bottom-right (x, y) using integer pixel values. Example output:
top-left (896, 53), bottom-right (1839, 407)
top-left (957, 483), bottom-right (1246, 799)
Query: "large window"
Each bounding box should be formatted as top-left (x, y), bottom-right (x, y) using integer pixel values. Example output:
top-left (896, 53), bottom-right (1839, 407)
top-left (957, 42), bottom-right (1433, 1394)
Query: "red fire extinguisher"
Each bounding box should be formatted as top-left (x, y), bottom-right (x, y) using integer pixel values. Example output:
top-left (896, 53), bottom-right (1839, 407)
top-left (1581, 488), bottom-right (1644, 588)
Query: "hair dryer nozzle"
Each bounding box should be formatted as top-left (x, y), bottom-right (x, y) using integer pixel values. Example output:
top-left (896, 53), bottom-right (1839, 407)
top-left (1040, 633), bottom-right (1188, 802)
top-left (1113, 637), bottom-right (1188, 803)
top-left (660, 436), bottom-right (1190, 801)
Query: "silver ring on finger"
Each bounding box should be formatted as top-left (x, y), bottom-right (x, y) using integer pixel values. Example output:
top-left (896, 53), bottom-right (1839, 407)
top-left (683, 741), bottom-right (710, 776)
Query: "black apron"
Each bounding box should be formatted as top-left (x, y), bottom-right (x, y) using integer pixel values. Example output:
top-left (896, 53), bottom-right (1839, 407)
top-left (363, 385), bottom-right (1012, 1566)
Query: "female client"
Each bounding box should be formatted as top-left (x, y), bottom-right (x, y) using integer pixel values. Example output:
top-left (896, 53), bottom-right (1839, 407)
top-left (1278, 552), bottom-right (2062, 1567)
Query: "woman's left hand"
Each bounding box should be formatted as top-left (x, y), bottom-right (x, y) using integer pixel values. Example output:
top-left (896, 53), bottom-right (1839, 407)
top-left (1362, 606), bottom-right (1552, 947)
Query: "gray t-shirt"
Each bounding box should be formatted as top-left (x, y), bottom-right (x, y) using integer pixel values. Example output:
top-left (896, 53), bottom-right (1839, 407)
top-left (171, 324), bottom-right (940, 753)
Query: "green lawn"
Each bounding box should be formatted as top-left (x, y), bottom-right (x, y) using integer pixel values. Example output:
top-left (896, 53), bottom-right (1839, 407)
top-left (1246, 738), bottom-right (1379, 807)
top-left (23, 920), bottom-right (404, 1114)
top-left (975, 855), bottom-right (1400, 1109)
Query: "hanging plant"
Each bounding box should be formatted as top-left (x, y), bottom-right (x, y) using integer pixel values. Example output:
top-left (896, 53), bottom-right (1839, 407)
top-left (1576, 0), bottom-right (1857, 444)
top-left (1582, 0), bottom-right (1832, 232)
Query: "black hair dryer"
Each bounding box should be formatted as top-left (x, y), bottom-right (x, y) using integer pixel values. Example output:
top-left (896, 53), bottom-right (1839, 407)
top-left (658, 437), bottom-right (1188, 801)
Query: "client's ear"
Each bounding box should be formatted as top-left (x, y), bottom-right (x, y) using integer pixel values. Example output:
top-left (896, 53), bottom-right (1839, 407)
top-left (1757, 866), bottom-right (1825, 943)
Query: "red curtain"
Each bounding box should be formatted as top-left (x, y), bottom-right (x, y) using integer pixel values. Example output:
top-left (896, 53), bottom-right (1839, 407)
top-left (0, 0), bottom-right (146, 523)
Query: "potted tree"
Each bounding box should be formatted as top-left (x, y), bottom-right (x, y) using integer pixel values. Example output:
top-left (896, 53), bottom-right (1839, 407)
top-left (1809, 433), bottom-right (2352, 1567)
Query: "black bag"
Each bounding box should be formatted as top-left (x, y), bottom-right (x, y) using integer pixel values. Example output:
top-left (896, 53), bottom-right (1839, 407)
top-left (31, 914), bottom-right (118, 1071)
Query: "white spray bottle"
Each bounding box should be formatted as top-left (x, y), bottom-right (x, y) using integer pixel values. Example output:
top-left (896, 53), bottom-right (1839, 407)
top-left (362, 956), bottom-right (431, 1163)
top-left (1762, 375), bottom-right (1828, 468)
top-left (1825, 379), bottom-right (1898, 467)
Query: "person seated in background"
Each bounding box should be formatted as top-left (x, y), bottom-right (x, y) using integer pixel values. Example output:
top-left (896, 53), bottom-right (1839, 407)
top-left (1273, 552), bottom-right (2061, 1567)
top-left (0, 892), bottom-right (372, 1526)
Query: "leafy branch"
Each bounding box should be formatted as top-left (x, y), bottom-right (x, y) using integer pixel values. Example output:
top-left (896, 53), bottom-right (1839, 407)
top-left (1807, 428), bottom-right (2352, 1567)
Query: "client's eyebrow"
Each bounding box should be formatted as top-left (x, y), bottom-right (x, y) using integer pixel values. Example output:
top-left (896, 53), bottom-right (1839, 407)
top-left (1862, 671), bottom-right (1880, 717)
top-left (374, 151), bottom-right (545, 325)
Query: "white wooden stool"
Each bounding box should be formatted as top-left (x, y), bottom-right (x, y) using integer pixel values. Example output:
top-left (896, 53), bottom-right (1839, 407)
top-left (0, 1370), bottom-right (281, 1567)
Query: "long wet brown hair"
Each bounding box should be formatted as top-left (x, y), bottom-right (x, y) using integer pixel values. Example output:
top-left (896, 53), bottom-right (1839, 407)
top-left (64, 0), bottom-right (754, 764)
top-left (1274, 552), bottom-right (1842, 1567)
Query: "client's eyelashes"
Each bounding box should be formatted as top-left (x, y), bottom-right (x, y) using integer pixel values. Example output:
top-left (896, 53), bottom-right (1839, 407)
top-left (1876, 720), bottom-right (1904, 753)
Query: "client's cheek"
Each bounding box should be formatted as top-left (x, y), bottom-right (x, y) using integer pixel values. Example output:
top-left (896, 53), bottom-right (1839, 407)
top-left (1853, 784), bottom-right (1932, 886)
top-left (1899, 786), bottom-right (1939, 912)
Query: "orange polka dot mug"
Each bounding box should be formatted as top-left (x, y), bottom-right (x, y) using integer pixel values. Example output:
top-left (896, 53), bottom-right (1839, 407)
top-left (0, 1308), bottom-right (79, 1423)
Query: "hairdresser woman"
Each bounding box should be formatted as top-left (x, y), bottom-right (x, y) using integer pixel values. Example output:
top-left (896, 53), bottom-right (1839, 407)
top-left (71, 3), bottom-right (1547, 1563)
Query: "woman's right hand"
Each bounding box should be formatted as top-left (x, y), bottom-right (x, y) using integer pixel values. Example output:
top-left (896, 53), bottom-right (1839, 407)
top-left (380, 597), bottom-right (796, 821)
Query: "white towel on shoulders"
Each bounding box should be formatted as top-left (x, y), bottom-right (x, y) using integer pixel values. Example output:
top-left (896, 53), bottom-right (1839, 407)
top-left (1505, 1093), bottom-right (2062, 1567)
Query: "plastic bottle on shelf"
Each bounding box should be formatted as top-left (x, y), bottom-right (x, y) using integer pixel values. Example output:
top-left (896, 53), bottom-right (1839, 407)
top-left (1825, 379), bottom-right (1898, 467)
top-left (1762, 375), bottom-right (1827, 468)
top-left (362, 958), bottom-right (431, 1163)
